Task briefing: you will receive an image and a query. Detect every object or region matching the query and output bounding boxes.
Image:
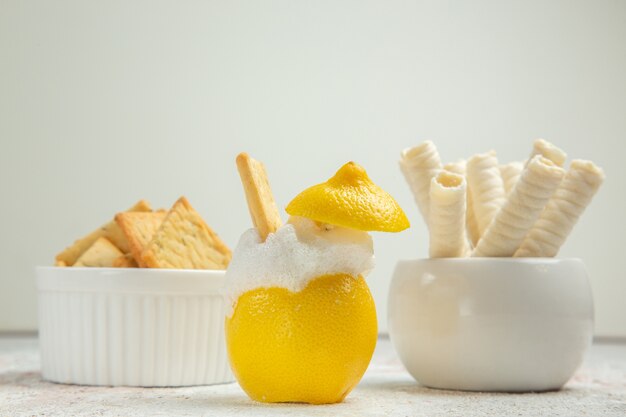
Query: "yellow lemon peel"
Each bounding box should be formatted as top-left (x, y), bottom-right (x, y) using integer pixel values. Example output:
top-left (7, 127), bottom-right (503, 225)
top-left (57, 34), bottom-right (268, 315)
top-left (285, 162), bottom-right (410, 232)
top-left (226, 273), bottom-right (377, 404)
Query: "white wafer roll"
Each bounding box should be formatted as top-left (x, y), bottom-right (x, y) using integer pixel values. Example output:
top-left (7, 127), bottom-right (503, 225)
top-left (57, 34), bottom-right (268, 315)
top-left (465, 192), bottom-right (480, 247)
top-left (443, 160), bottom-right (466, 176)
top-left (515, 159), bottom-right (605, 257)
top-left (527, 138), bottom-right (567, 167)
top-left (466, 151), bottom-right (506, 238)
top-left (429, 171), bottom-right (469, 258)
top-left (444, 160), bottom-right (479, 248)
top-left (500, 161), bottom-right (524, 196)
top-left (399, 141), bottom-right (442, 224)
top-left (472, 155), bottom-right (565, 257)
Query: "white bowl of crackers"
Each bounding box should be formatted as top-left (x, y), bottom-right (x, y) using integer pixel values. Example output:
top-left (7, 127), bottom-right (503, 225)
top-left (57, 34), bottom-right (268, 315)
top-left (37, 197), bottom-right (235, 387)
top-left (390, 139), bottom-right (604, 392)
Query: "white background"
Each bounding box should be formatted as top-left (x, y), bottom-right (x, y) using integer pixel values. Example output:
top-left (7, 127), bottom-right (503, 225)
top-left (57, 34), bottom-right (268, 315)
top-left (1, 0), bottom-right (624, 336)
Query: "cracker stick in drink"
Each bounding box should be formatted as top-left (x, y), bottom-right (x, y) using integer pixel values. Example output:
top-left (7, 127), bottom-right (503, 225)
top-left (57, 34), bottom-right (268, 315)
top-left (399, 141), bottom-right (442, 224)
top-left (443, 160), bottom-right (479, 247)
top-left (500, 161), bottom-right (524, 196)
top-left (515, 160), bottom-right (605, 257)
top-left (236, 153), bottom-right (282, 241)
top-left (466, 151), bottom-right (506, 238)
top-left (429, 171), bottom-right (469, 258)
top-left (472, 156), bottom-right (565, 257)
top-left (527, 138), bottom-right (567, 167)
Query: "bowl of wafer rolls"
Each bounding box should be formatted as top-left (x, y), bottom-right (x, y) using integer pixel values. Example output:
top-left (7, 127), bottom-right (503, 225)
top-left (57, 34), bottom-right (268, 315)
top-left (388, 139), bottom-right (604, 392)
top-left (37, 197), bottom-right (235, 387)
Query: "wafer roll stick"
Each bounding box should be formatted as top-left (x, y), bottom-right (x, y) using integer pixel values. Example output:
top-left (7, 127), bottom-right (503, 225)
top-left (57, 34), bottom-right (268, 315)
top-left (236, 153), bottom-right (283, 241)
top-left (442, 160), bottom-right (466, 176)
top-left (465, 192), bottom-right (480, 247)
top-left (444, 160), bottom-right (478, 248)
top-left (515, 159), bottom-right (605, 257)
top-left (472, 156), bottom-right (565, 257)
top-left (527, 139), bottom-right (567, 167)
top-left (429, 171), bottom-right (469, 258)
top-left (500, 161), bottom-right (524, 196)
top-left (399, 141), bottom-right (442, 224)
top-left (466, 151), bottom-right (506, 238)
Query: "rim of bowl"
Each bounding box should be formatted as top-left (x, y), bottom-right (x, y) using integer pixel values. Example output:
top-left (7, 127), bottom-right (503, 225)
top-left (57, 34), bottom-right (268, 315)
top-left (36, 265), bottom-right (226, 274)
top-left (35, 266), bottom-right (227, 294)
top-left (396, 257), bottom-right (583, 265)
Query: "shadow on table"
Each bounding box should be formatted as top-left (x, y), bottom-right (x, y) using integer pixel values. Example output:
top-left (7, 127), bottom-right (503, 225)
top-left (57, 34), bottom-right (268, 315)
top-left (128, 391), bottom-right (352, 414)
top-left (357, 378), bottom-right (580, 397)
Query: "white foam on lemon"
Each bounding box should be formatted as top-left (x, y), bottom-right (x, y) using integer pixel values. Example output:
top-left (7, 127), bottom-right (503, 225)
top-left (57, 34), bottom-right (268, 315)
top-left (224, 216), bottom-right (375, 312)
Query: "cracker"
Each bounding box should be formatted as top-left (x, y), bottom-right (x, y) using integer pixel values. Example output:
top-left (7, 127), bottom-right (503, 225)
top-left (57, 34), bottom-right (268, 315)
top-left (54, 260), bottom-right (67, 267)
top-left (112, 253), bottom-right (138, 268)
top-left (141, 197), bottom-right (232, 269)
top-left (236, 153), bottom-right (282, 241)
top-left (115, 212), bottom-right (166, 267)
top-left (55, 200), bottom-right (152, 266)
top-left (74, 237), bottom-right (124, 267)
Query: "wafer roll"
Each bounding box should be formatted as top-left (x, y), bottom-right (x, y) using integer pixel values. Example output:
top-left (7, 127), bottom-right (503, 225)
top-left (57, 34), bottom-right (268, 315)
top-left (500, 161), bottom-right (524, 196)
top-left (515, 160), bottom-right (605, 257)
top-left (466, 151), bottom-right (506, 238)
top-left (429, 171), bottom-right (469, 258)
top-left (443, 160), bottom-right (466, 176)
top-left (444, 160), bottom-right (479, 248)
top-left (527, 139), bottom-right (567, 167)
top-left (472, 156), bottom-right (565, 257)
top-left (399, 141), bottom-right (442, 224)
top-left (465, 193), bottom-right (480, 247)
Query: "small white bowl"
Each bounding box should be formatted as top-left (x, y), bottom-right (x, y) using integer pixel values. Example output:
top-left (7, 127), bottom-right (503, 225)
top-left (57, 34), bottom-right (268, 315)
top-left (388, 258), bottom-right (593, 392)
top-left (36, 267), bottom-right (234, 387)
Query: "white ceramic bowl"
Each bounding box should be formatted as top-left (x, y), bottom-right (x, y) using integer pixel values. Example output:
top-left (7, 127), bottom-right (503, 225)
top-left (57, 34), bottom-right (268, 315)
top-left (388, 258), bottom-right (593, 392)
top-left (36, 267), bottom-right (234, 387)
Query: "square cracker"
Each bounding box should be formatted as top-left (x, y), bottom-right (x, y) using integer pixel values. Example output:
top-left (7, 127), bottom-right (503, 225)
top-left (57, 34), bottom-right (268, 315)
top-left (141, 197), bottom-right (231, 269)
top-left (115, 211), bottom-right (166, 267)
top-left (74, 237), bottom-right (124, 267)
top-left (112, 253), bottom-right (138, 268)
top-left (56, 200), bottom-right (152, 266)
top-left (236, 153), bottom-right (282, 241)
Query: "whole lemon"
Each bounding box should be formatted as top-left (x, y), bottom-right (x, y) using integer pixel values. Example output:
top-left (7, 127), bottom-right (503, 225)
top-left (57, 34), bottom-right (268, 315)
top-left (225, 273), bottom-right (377, 404)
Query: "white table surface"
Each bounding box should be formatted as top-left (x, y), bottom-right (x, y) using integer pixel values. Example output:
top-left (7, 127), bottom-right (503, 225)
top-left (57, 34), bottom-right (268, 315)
top-left (1, 335), bottom-right (625, 417)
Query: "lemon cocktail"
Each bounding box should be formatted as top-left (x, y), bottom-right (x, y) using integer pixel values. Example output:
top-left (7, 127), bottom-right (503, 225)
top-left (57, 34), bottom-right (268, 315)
top-left (226, 157), bottom-right (409, 404)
